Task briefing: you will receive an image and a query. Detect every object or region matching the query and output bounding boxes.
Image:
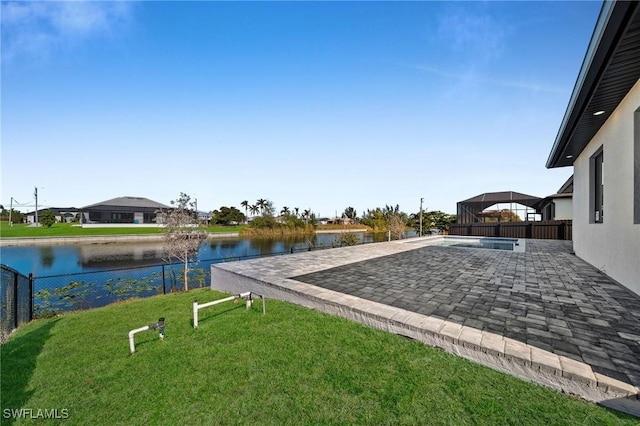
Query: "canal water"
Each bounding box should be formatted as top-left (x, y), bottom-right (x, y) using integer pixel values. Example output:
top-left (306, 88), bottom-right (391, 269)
top-left (1, 232), bottom-right (412, 314)
top-left (1, 232), bottom-right (404, 277)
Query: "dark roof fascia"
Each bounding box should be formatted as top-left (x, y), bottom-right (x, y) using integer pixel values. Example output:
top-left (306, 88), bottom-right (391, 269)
top-left (546, 0), bottom-right (639, 168)
top-left (557, 175), bottom-right (574, 194)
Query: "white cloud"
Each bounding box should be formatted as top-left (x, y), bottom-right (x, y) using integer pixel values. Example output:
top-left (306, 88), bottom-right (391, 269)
top-left (436, 7), bottom-right (506, 65)
top-left (416, 6), bottom-right (566, 97)
top-left (1, 1), bottom-right (134, 61)
top-left (412, 64), bottom-right (566, 95)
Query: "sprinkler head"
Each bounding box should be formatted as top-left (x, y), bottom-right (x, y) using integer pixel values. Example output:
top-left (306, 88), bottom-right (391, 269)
top-left (158, 317), bottom-right (165, 340)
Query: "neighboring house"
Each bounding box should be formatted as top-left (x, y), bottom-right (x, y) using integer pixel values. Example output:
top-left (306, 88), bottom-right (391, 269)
top-left (538, 176), bottom-right (573, 221)
top-left (325, 217), bottom-right (354, 226)
top-left (196, 211), bottom-right (212, 225)
top-left (81, 196), bottom-right (170, 226)
top-left (26, 208), bottom-right (80, 224)
top-left (546, 0), bottom-right (640, 294)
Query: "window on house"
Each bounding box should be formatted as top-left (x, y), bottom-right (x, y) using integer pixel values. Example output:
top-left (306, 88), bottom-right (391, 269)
top-left (591, 147), bottom-right (604, 223)
top-left (110, 212), bottom-right (134, 223)
top-left (89, 212), bottom-right (102, 222)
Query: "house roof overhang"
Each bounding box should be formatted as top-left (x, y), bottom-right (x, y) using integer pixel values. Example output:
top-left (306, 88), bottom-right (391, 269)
top-left (546, 0), bottom-right (640, 168)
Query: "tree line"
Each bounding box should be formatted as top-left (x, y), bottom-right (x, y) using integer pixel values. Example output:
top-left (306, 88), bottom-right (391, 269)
top-left (213, 199), bottom-right (457, 236)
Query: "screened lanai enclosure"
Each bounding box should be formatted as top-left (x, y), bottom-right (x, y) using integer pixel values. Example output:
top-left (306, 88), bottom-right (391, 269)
top-left (450, 191), bottom-right (571, 240)
top-left (456, 191), bottom-right (542, 223)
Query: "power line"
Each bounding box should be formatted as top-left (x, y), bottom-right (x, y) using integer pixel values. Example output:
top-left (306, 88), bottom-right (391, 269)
top-left (7, 198), bottom-right (31, 207)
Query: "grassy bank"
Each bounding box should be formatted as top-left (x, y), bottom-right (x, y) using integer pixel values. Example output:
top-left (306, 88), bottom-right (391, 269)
top-left (1, 289), bottom-right (633, 425)
top-left (0, 222), bottom-right (242, 238)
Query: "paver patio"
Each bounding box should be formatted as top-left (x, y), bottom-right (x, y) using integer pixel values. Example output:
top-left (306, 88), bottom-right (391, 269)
top-left (294, 239), bottom-right (640, 388)
top-left (210, 237), bottom-right (640, 414)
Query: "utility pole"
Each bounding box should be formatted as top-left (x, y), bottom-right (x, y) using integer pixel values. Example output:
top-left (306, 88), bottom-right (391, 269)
top-left (34, 187), bottom-right (39, 226)
top-left (419, 197), bottom-right (424, 237)
top-left (9, 197), bottom-right (13, 226)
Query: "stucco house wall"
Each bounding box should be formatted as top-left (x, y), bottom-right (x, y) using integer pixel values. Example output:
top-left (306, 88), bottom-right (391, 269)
top-left (572, 79), bottom-right (640, 294)
top-left (553, 198), bottom-right (573, 221)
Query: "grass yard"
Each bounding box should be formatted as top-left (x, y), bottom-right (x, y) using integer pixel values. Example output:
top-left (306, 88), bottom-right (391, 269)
top-left (1, 289), bottom-right (636, 425)
top-left (0, 222), bottom-right (242, 238)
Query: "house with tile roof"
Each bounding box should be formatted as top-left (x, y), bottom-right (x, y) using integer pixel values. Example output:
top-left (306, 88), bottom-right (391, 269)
top-left (81, 196), bottom-right (171, 227)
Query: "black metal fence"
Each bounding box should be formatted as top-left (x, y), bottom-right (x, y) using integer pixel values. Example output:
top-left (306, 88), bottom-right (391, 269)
top-left (1, 264), bottom-right (33, 341)
top-left (32, 261), bottom-right (206, 316)
top-left (2, 235), bottom-right (407, 331)
top-left (29, 241), bottom-right (369, 317)
top-left (449, 220), bottom-right (572, 240)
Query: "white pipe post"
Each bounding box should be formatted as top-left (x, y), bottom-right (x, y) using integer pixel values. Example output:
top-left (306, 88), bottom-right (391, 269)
top-left (193, 292), bottom-right (253, 328)
top-left (193, 299), bottom-right (199, 328)
top-left (129, 325), bottom-right (150, 354)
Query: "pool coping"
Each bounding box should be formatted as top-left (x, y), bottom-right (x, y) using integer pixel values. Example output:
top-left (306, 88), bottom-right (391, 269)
top-left (417, 235), bottom-right (526, 252)
top-left (210, 237), bottom-right (640, 416)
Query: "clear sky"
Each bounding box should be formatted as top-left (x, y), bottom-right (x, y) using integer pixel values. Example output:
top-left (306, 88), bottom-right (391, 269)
top-left (1, 1), bottom-right (601, 217)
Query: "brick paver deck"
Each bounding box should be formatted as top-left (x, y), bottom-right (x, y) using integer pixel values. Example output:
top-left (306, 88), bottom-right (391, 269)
top-left (211, 237), bottom-right (640, 414)
top-left (293, 239), bottom-right (640, 388)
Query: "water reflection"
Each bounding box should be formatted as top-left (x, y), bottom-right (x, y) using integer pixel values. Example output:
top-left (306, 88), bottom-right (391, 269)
top-left (40, 246), bottom-right (55, 268)
top-left (4, 231), bottom-right (417, 278)
top-left (3, 231), bottom-right (418, 315)
top-left (78, 242), bottom-right (165, 269)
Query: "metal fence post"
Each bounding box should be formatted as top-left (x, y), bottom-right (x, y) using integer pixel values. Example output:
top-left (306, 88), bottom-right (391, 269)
top-left (28, 273), bottom-right (33, 322)
top-left (161, 265), bottom-right (166, 295)
top-left (13, 271), bottom-right (19, 330)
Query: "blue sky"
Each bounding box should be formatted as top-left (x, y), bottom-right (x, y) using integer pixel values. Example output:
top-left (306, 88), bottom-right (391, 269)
top-left (2, 1), bottom-right (601, 217)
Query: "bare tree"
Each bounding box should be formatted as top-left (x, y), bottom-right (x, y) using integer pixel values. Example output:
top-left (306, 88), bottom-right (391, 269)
top-left (163, 193), bottom-right (207, 291)
top-left (387, 213), bottom-right (406, 240)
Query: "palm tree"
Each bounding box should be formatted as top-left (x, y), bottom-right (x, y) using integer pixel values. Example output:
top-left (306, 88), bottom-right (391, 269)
top-left (256, 199), bottom-right (267, 215)
top-left (240, 200), bottom-right (249, 222)
top-left (294, 207), bottom-right (300, 218)
top-left (249, 204), bottom-right (259, 217)
top-left (280, 206), bottom-right (290, 216)
top-left (303, 209), bottom-right (311, 224)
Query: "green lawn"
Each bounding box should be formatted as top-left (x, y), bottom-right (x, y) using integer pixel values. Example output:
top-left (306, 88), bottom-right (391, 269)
top-left (0, 222), bottom-right (242, 238)
top-left (1, 289), bottom-right (636, 425)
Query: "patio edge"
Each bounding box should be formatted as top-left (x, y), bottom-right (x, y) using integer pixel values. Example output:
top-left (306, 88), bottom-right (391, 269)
top-left (211, 263), bottom-right (640, 417)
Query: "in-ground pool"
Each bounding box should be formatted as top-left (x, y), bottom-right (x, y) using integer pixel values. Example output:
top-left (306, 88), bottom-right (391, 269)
top-left (420, 236), bottom-right (525, 252)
